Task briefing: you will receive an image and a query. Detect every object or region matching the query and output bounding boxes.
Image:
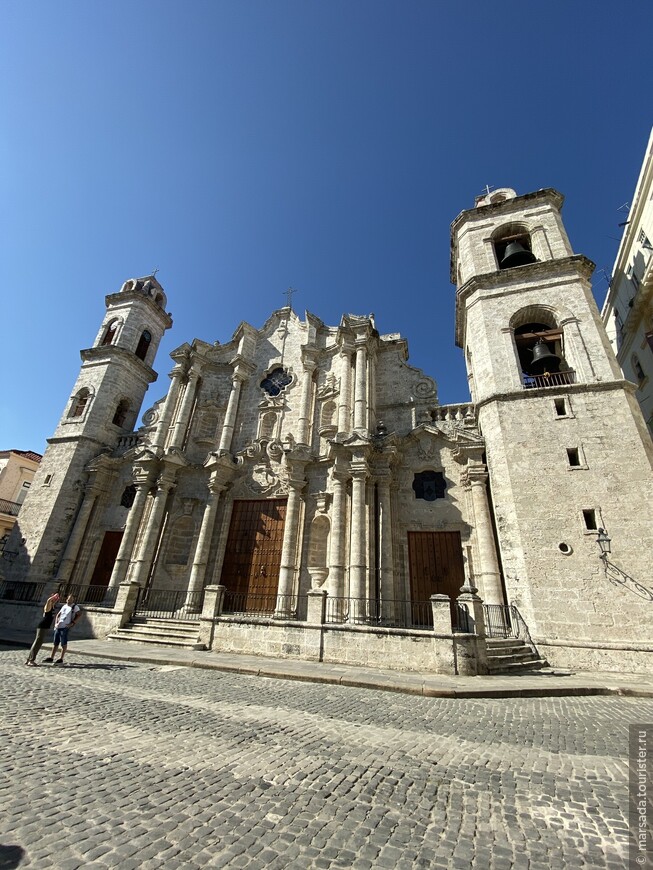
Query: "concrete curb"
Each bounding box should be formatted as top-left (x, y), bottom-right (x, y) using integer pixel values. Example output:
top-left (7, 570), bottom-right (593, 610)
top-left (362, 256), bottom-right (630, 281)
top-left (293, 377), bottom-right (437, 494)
top-left (4, 633), bottom-right (653, 699)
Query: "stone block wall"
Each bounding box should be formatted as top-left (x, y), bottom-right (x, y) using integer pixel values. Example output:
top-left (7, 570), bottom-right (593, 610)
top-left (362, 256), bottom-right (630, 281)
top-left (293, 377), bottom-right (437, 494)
top-left (0, 600), bottom-right (122, 640)
top-left (209, 618), bottom-right (486, 675)
top-left (538, 640), bottom-right (653, 675)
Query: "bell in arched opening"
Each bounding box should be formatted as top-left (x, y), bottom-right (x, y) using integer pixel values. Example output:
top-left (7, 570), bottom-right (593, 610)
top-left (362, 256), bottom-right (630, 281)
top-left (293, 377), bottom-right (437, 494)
top-left (530, 339), bottom-right (561, 375)
top-left (500, 240), bottom-right (537, 269)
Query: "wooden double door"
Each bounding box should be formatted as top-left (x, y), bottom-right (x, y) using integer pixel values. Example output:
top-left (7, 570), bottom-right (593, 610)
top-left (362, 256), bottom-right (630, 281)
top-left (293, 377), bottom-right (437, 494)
top-left (87, 530), bottom-right (124, 601)
top-left (407, 531), bottom-right (465, 625)
top-left (220, 499), bottom-right (287, 611)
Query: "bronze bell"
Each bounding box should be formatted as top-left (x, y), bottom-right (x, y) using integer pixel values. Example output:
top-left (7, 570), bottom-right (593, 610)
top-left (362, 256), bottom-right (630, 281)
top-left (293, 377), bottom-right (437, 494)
top-left (530, 339), bottom-right (561, 374)
top-left (500, 240), bottom-right (537, 269)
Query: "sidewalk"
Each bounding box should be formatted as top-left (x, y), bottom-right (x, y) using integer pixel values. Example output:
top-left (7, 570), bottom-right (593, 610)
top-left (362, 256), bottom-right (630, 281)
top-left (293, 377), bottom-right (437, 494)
top-left (3, 628), bottom-right (653, 698)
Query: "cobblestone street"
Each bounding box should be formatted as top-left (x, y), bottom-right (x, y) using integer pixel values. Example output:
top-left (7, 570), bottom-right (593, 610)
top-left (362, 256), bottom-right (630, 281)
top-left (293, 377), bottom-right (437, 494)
top-left (0, 645), bottom-right (645, 869)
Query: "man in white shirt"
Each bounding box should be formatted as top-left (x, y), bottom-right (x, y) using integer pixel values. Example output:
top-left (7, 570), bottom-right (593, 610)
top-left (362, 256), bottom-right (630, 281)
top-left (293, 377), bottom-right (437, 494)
top-left (43, 594), bottom-right (81, 665)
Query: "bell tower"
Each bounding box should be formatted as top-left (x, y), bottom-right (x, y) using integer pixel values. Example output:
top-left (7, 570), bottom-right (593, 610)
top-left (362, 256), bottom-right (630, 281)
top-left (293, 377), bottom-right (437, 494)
top-left (452, 188), bottom-right (653, 671)
top-left (8, 276), bottom-right (173, 586)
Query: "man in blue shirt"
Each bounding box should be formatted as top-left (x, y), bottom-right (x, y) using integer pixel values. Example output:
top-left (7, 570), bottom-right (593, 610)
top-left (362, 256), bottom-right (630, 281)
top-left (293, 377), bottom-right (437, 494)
top-left (43, 594), bottom-right (81, 665)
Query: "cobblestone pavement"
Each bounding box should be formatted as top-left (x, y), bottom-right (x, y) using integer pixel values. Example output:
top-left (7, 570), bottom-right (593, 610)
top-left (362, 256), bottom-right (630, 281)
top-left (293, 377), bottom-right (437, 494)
top-left (0, 646), bottom-right (645, 869)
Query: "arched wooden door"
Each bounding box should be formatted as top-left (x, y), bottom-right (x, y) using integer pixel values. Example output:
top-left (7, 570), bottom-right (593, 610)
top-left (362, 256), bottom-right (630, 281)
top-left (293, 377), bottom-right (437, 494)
top-left (220, 499), bottom-right (287, 611)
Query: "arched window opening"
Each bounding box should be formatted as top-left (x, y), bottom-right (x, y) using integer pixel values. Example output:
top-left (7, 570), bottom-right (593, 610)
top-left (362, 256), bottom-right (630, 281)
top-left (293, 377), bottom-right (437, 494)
top-left (514, 322), bottom-right (563, 376)
top-left (101, 319), bottom-right (119, 346)
top-left (135, 329), bottom-right (152, 361)
top-left (308, 515), bottom-right (330, 588)
top-left (492, 223), bottom-right (537, 270)
top-left (510, 307), bottom-right (574, 388)
top-left (320, 400), bottom-right (337, 430)
top-left (69, 388), bottom-right (91, 419)
top-left (112, 399), bottom-right (130, 427)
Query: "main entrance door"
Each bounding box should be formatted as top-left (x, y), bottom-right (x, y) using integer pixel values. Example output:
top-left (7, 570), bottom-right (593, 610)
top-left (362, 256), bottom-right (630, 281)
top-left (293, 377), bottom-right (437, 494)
top-left (407, 531), bottom-right (465, 626)
top-left (220, 499), bottom-right (287, 612)
top-left (87, 530), bottom-right (124, 602)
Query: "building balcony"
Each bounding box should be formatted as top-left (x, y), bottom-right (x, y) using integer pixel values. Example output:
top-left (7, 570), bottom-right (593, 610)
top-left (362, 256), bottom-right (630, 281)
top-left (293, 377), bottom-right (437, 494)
top-left (0, 499), bottom-right (21, 518)
top-left (522, 369), bottom-right (576, 389)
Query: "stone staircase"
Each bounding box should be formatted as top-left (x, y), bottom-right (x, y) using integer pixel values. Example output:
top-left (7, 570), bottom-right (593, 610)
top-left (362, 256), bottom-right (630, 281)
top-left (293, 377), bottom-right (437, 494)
top-left (108, 616), bottom-right (205, 650)
top-left (486, 637), bottom-right (547, 674)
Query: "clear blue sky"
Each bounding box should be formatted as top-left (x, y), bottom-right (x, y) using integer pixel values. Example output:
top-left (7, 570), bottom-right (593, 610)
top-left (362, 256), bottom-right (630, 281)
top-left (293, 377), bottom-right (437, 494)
top-left (1, 1), bottom-right (651, 453)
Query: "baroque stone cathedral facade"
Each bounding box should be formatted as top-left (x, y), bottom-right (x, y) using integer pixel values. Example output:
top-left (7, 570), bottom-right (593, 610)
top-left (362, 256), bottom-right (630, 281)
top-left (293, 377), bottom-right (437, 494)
top-left (8, 187), bottom-right (653, 673)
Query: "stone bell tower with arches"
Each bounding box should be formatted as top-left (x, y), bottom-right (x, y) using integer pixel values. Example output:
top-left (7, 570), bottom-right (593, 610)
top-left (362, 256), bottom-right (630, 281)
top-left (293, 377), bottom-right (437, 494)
top-left (452, 187), bottom-right (653, 672)
top-left (7, 275), bottom-right (172, 587)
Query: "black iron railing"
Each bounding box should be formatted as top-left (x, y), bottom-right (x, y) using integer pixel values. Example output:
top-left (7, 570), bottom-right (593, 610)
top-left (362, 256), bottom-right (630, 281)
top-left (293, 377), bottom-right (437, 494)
top-left (454, 602), bottom-right (471, 633)
top-left (134, 587), bottom-right (204, 619)
top-left (0, 580), bottom-right (120, 606)
top-left (221, 591), bottom-right (299, 618)
top-left (0, 498), bottom-right (21, 517)
top-left (56, 583), bottom-right (120, 608)
top-left (522, 369), bottom-right (576, 389)
top-left (0, 580), bottom-right (46, 602)
top-left (484, 604), bottom-right (514, 638)
top-left (483, 603), bottom-right (534, 643)
top-left (325, 597), bottom-right (436, 630)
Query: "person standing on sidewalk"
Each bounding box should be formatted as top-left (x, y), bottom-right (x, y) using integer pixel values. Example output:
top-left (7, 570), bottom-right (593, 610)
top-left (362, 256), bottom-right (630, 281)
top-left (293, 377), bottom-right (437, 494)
top-left (43, 594), bottom-right (81, 665)
top-left (25, 592), bottom-right (60, 666)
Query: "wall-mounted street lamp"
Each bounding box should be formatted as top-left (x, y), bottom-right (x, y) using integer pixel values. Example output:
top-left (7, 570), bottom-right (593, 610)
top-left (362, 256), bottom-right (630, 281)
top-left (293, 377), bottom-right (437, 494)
top-left (596, 528), bottom-right (612, 560)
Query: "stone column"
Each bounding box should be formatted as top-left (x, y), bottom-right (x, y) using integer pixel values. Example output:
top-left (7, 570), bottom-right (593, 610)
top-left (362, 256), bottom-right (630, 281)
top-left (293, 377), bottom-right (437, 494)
top-left (297, 355), bottom-right (317, 446)
top-left (376, 474), bottom-right (395, 600)
top-left (168, 369), bottom-right (200, 451)
top-left (186, 477), bottom-right (226, 606)
top-left (218, 366), bottom-right (248, 454)
top-left (54, 481), bottom-right (102, 586)
top-left (327, 470), bottom-right (348, 601)
top-left (349, 459), bottom-right (368, 619)
top-left (559, 315), bottom-right (595, 383)
top-left (276, 479), bottom-right (305, 612)
top-left (151, 367), bottom-right (184, 451)
top-left (127, 471), bottom-right (176, 587)
top-left (108, 474), bottom-right (153, 588)
top-left (465, 465), bottom-right (504, 606)
top-left (337, 341), bottom-right (353, 435)
top-left (353, 340), bottom-right (368, 432)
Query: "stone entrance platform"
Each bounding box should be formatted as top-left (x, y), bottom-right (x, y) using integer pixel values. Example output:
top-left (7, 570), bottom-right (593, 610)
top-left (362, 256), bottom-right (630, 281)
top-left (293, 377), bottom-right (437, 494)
top-left (3, 629), bottom-right (653, 699)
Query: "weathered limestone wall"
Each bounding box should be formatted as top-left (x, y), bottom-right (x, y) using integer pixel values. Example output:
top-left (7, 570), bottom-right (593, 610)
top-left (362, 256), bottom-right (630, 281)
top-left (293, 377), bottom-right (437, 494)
top-left (0, 601), bottom-right (122, 640)
top-left (211, 618), bottom-right (323, 661)
top-left (538, 640), bottom-right (653, 675)
top-left (210, 619), bottom-right (484, 675)
top-left (480, 385), bottom-right (653, 646)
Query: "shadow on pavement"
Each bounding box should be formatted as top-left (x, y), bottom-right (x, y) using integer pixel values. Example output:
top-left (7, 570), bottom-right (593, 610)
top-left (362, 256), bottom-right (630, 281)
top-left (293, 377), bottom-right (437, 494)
top-left (35, 662), bottom-right (132, 671)
top-left (0, 844), bottom-right (26, 869)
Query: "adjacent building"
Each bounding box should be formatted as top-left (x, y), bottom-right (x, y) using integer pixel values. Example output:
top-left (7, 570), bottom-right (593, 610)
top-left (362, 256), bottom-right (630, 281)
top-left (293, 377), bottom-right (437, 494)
top-left (601, 127), bottom-right (653, 436)
top-left (0, 449), bottom-right (42, 556)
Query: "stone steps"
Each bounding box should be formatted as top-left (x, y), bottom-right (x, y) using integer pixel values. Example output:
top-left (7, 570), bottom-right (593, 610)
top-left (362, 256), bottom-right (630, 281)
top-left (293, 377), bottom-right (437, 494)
top-left (486, 638), bottom-right (547, 674)
top-left (108, 617), bottom-right (205, 650)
